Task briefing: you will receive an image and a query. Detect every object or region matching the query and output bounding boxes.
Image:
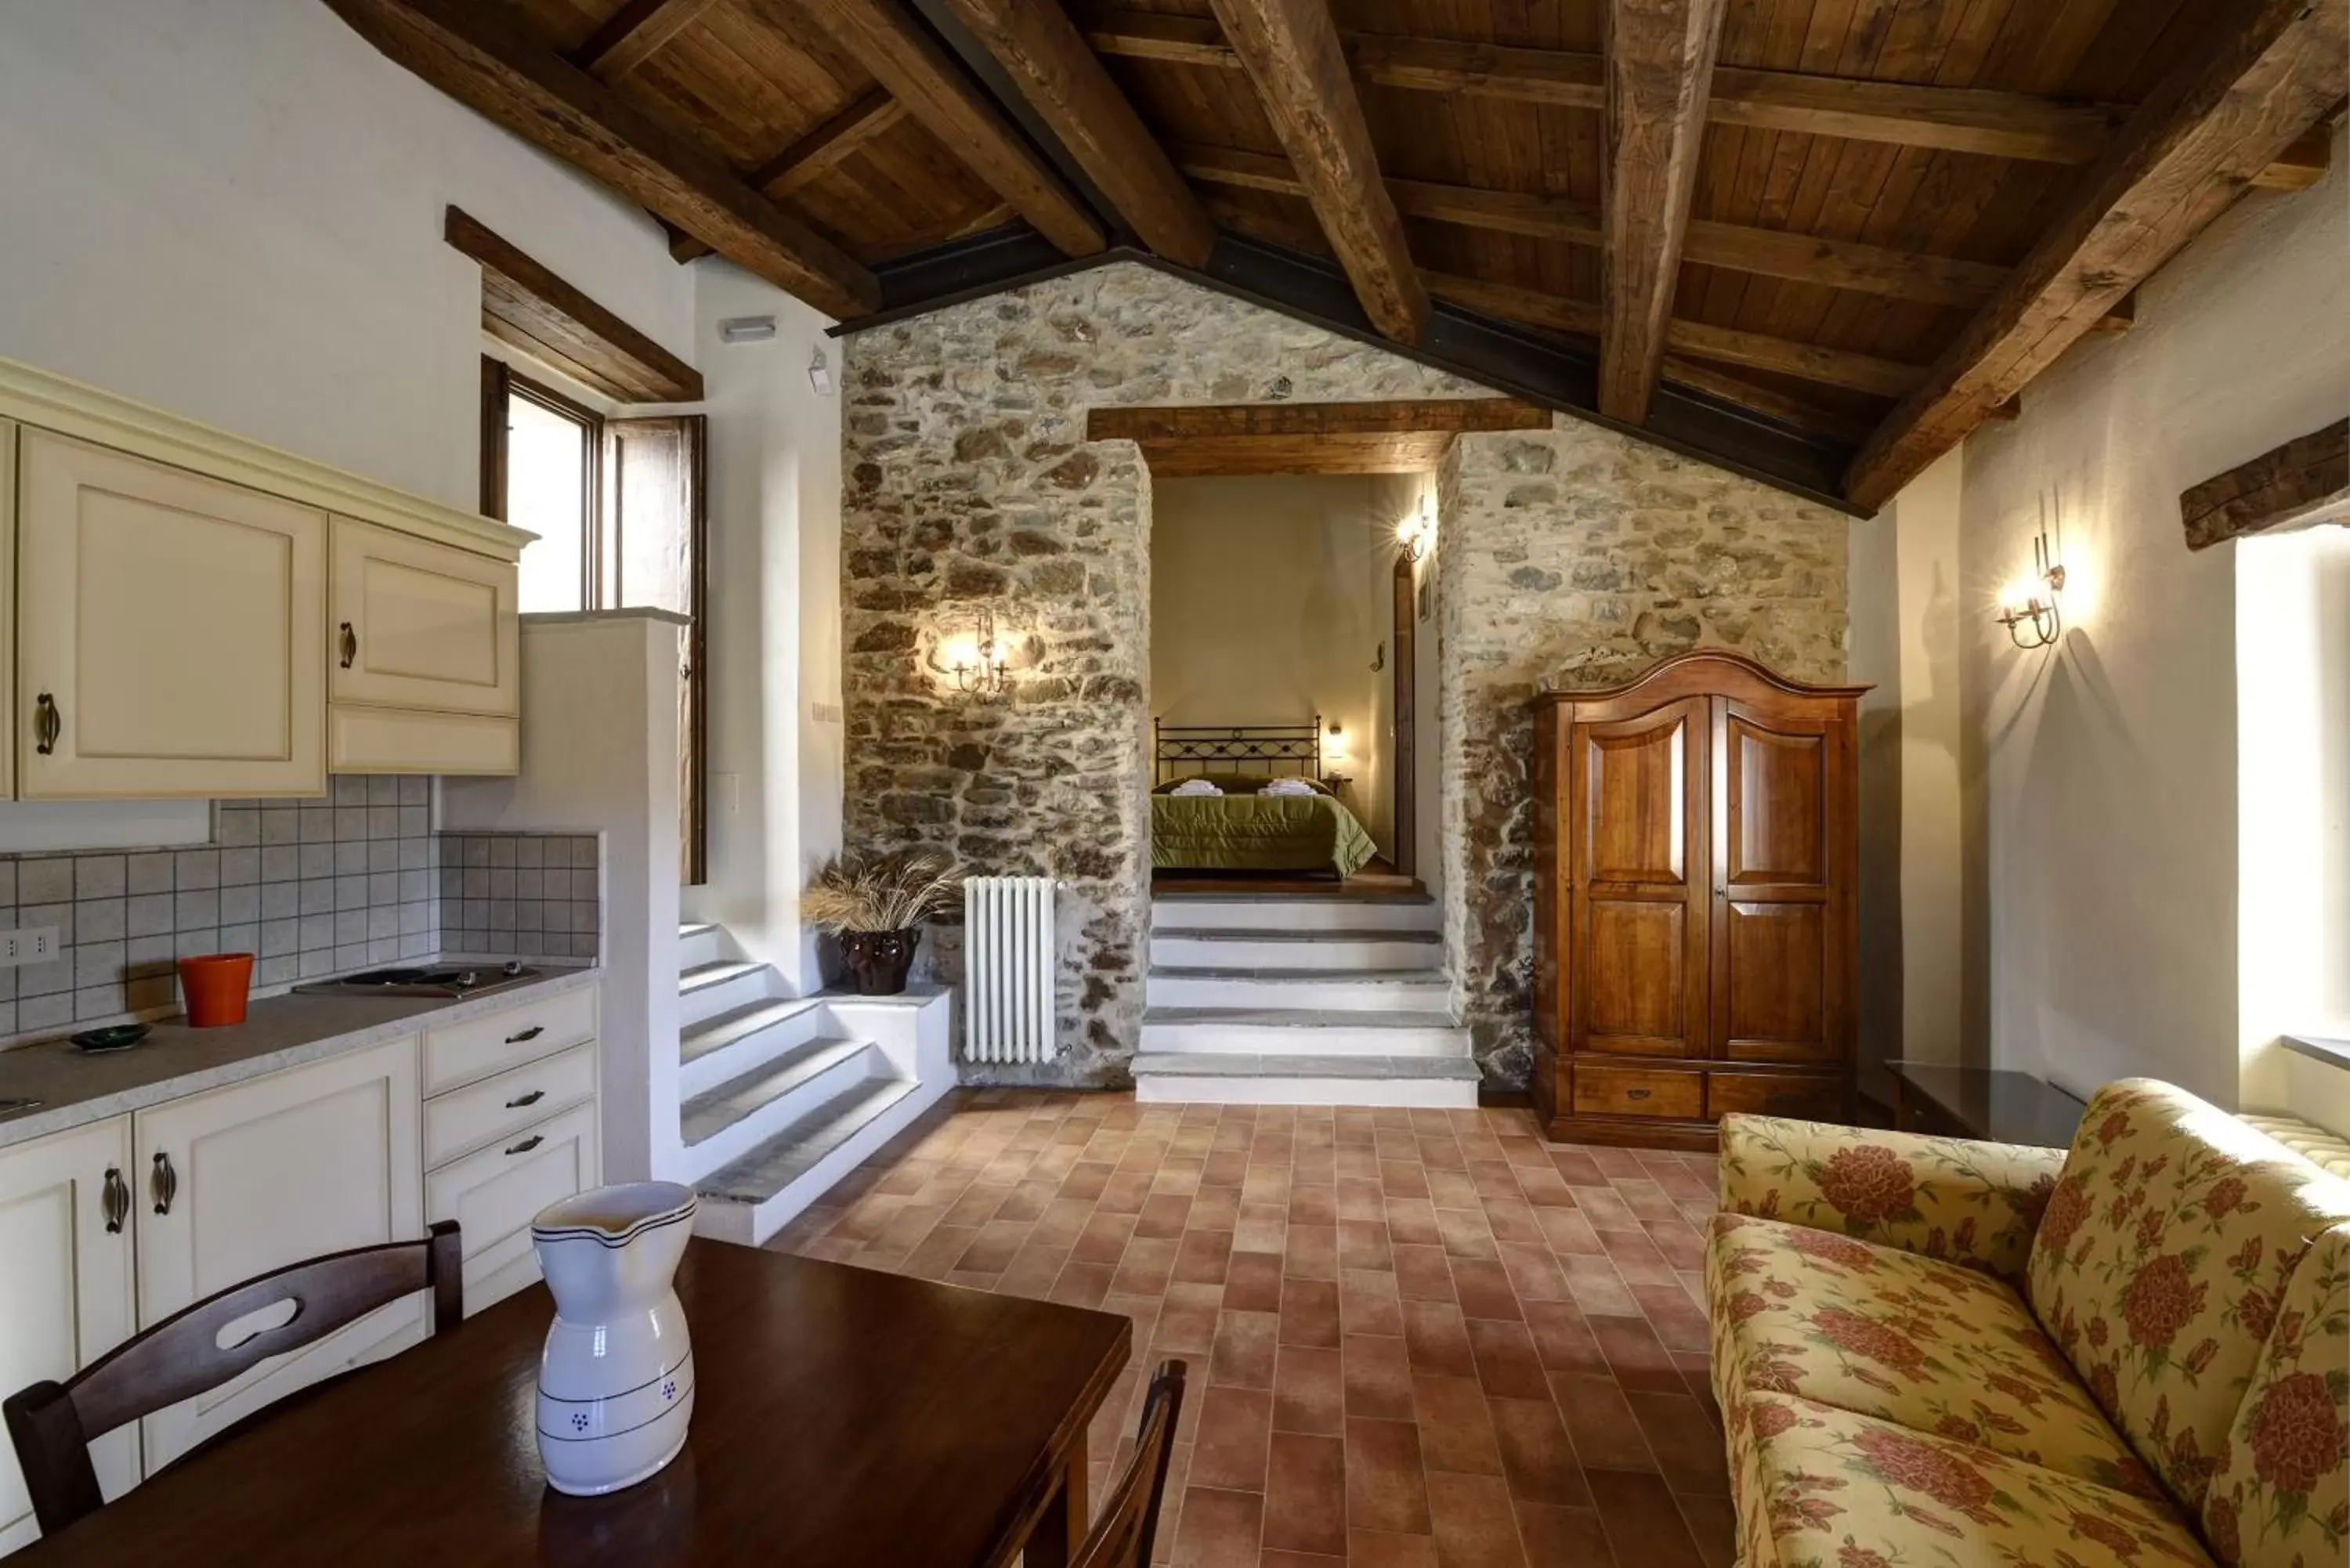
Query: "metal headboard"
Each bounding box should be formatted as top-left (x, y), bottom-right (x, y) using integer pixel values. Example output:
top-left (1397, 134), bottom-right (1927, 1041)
top-left (1153, 717), bottom-right (1324, 785)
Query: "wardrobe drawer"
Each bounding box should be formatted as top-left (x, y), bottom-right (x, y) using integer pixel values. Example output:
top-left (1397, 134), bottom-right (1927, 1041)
top-left (424, 982), bottom-right (598, 1095)
top-left (424, 1041), bottom-right (597, 1169)
top-left (1708, 1071), bottom-right (1844, 1122)
top-left (1572, 1064), bottom-right (1703, 1119)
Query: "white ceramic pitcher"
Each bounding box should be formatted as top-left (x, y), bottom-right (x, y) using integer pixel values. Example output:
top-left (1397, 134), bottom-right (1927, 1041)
top-left (531, 1182), bottom-right (697, 1496)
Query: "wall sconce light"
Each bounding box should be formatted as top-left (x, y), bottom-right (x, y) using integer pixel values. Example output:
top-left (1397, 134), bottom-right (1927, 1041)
top-left (942, 605), bottom-right (1010, 695)
top-left (1394, 498), bottom-right (1434, 562)
top-left (1996, 529), bottom-right (2067, 650)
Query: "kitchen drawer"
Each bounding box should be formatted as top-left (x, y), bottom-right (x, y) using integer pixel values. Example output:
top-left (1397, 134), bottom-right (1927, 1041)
top-left (1708, 1071), bottom-right (1846, 1122)
top-left (1572, 1064), bottom-right (1703, 1119)
top-left (424, 982), bottom-right (598, 1096)
top-left (424, 1041), bottom-right (597, 1169)
top-left (425, 1099), bottom-right (598, 1317)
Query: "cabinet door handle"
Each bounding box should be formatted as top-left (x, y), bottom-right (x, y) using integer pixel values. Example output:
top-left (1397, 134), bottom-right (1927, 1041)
top-left (102, 1166), bottom-right (129, 1234)
top-left (1626, 1087), bottom-right (1653, 1101)
top-left (34, 693), bottom-right (60, 756)
top-left (504, 1135), bottom-right (544, 1156)
top-left (505, 1025), bottom-right (544, 1044)
top-left (504, 1089), bottom-right (546, 1109)
top-left (151, 1151), bottom-right (178, 1216)
top-left (338, 622), bottom-right (358, 669)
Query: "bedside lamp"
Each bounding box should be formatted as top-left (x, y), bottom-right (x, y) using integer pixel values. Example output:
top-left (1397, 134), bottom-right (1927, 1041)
top-left (1322, 724), bottom-right (1353, 789)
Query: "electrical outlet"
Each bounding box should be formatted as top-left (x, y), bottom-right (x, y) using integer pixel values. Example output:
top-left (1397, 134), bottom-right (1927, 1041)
top-left (0, 927), bottom-right (60, 966)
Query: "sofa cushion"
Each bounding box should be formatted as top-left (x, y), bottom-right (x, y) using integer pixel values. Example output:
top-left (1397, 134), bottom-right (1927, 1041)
top-left (2236, 1115), bottom-right (2350, 1182)
top-left (1709, 1210), bottom-right (2164, 1499)
top-left (1729, 1389), bottom-right (2217, 1568)
top-left (2200, 1223), bottom-right (2350, 1568)
top-left (2029, 1080), bottom-right (2350, 1517)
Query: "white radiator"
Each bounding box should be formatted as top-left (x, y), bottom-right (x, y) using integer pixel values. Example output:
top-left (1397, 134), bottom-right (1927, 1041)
top-left (963, 876), bottom-right (1058, 1063)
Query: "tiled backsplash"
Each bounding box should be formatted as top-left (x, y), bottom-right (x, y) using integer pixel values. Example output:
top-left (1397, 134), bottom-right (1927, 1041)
top-left (436, 833), bottom-right (602, 961)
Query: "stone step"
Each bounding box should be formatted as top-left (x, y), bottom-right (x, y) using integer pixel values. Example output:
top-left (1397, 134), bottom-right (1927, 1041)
top-left (1148, 893), bottom-right (1440, 934)
top-left (678, 995), bottom-right (832, 1099)
top-left (1144, 966), bottom-right (1453, 1013)
top-left (1149, 927), bottom-right (1442, 972)
top-left (678, 922), bottom-right (722, 973)
top-left (679, 1035), bottom-right (880, 1175)
top-left (1140, 1007), bottom-right (1469, 1057)
top-left (1130, 1052), bottom-right (1480, 1108)
top-left (692, 1077), bottom-right (927, 1248)
top-left (678, 959), bottom-right (777, 1028)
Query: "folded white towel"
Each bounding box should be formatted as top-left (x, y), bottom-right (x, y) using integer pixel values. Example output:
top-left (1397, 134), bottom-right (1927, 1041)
top-left (1170, 779), bottom-right (1222, 796)
top-left (1263, 778), bottom-right (1318, 797)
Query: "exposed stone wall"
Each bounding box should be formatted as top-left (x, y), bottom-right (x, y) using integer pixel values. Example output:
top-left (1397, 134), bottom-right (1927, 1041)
top-left (1434, 424), bottom-right (1850, 1085)
top-left (840, 262), bottom-right (1482, 1086)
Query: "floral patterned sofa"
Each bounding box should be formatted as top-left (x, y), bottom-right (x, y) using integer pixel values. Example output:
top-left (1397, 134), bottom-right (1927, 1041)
top-left (1707, 1078), bottom-right (2350, 1568)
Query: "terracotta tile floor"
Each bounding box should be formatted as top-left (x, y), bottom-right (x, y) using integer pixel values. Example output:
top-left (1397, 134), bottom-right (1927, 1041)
top-left (767, 1092), bottom-right (1734, 1568)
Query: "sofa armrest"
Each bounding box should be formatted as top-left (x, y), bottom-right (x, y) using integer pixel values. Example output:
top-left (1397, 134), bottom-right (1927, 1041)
top-left (1717, 1114), bottom-right (2066, 1285)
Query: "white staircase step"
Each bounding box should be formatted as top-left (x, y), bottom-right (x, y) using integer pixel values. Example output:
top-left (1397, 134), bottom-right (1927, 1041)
top-left (1141, 1007), bottom-right (1469, 1057)
top-left (1145, 966), bottom-right (1453, 1013)
top-left (1131, 1052), bottom-right (1480, 1107)
top-left (692, 1077), bottom-right (927, 1247)
top-left (679, 959), bottom-right (776, 1026)
top-left (1149, 927), bottom-right (1441, 972)
top-left (680, 1035), bottom-right (879, 1174)
top-left (1150, 893), bottom-right (1439, 934)
top-left (678, 922), bottom-right (722, 972)
top-left (678, 996), bottom-right (833, 1098)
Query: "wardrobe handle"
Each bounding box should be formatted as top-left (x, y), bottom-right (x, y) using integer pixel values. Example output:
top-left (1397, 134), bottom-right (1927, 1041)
top-left (504, 1135), bottom-right (544, 1157)
top-left (1626, 1087), bottom-right (1653, 1102)
top-left (339, 622), bottom-right (358, 669)
top-left (504, 1089), bottom-right (546, 1109)
top-left (151, 1151), bottom-right (178, 1216)
top-left (102, 1167), bottom-right (129, 1234)
top-left (506, 1025), bottom-right (544, 1045)
top-left (34, 693), bottom-right (60, 756)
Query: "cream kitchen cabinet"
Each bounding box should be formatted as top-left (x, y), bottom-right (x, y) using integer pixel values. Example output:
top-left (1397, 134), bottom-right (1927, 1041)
top-left (0, 1118), bottom-right (136, 1555)
top-left (0, 419), bottom-right (15, 803)
top-left (328, 516), bottom-right (520, 775)
top-left (130, 1035), bottom-right (425, 1470)
top-left (16, 429), bottom-right (327, 799)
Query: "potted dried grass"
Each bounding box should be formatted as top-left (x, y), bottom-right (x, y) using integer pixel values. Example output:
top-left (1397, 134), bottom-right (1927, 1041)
top-left (801, 848), bottom-right (963, 995)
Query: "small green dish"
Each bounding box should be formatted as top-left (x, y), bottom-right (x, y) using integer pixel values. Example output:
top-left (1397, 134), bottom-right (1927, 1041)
top-left (71, 1024), bottom-right (150, 1053)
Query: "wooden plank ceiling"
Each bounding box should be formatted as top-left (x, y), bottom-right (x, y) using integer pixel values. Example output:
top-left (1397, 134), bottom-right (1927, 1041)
top-left (327, 0), bottom-right (2347, 511)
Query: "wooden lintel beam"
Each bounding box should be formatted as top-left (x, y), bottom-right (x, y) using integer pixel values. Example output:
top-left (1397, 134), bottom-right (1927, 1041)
top-left (673, 88), bottom-right (906, 264)
top-left (446, 207), bottom-right (703, 402)
top-left (1087, 397), bottom-right (1548, 475)
top-left (936, 0), bottom-right (1213, 266)
top-left (1846, 0), bottom-right (2348, 511)
top-left (321, 0), bottom-right (878, 319)
top-left (1086, 9), bottom-right (2326, 186)
top-left (1600, 0), bottom-right (1730, 423)
top-left (572, 0), bottom-right (721, 80)
top-left (2182, 418), bottom-right (2350, 549)
top-left (794, 0), bottom-right (1105, 258)
top-left (1206, 0), bottom-right (1429, 344)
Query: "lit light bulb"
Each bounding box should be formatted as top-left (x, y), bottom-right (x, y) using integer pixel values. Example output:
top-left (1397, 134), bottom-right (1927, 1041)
top-left (1325, 726), bottom-right (1348, 764)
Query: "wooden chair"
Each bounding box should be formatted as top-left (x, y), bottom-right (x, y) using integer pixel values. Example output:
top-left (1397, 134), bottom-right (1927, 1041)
top-left (1073, 1359), bottom-right (1188, 1568)
top-left (3, 1219), bottom-right (462, 1537)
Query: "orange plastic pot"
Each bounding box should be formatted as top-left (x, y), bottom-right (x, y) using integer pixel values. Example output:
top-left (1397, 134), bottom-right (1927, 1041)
top-left (178, 952), bottom-right (255, 1028)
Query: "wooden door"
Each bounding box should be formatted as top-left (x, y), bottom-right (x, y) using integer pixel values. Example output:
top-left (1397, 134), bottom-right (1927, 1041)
top-left (16, 430), bottom-right (326, 798)
top-left (1390, 555), bottom-right (1415, 877)
top-left (132, 1036), bottom-right (425, 1469)
top-left (330, 517), bottom-right (519, 717)
top-left (604, 416), bottom-right (706, 884)
top-left (1710, 696), bottom-right (1850, 1064)
top-left (0, 1118), bottom-right (136, 1552)
top-left (1570, 696), bottom-right (1710, 1060)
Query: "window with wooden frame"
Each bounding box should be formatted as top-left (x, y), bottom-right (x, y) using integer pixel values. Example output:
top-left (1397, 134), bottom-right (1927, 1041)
top-left (481, 357), bottom-right (709, 884)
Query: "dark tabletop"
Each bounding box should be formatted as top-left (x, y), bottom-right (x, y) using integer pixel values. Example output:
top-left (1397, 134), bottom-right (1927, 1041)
top-left (1887, 1059), bottom-right (2088, 1148)
top-left (19, 1238), bottom-right (1130, 1568)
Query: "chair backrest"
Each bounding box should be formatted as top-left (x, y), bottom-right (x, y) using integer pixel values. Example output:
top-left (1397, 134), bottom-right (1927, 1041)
top-left (3, 1219), bottom-right (461, 1537)
top-left (1073, 1360), bottom-right (1188, 1568)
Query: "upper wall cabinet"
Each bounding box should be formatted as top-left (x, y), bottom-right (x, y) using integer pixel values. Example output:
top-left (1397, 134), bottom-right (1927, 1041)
top-left (17, 430), bottom-right (327, 799)
top-left (327, 518), bottom-right (520, 776)
top-left (0, 419), bottom-right (15, 804)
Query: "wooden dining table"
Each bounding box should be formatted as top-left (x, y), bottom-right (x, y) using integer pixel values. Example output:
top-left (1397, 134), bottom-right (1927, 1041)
top-left (16, 1237), bottom-right (1132, 1567)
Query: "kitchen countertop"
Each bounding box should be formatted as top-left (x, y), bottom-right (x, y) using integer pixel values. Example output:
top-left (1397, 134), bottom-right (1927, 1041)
top-left (0, 964), bottom-right (599, 1150)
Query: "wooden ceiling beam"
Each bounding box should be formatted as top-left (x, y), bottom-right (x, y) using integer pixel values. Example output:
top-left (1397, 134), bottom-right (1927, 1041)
top-left (571, 0), bottom-right (721, 80)
top-left (1658, 357), bottom-right (1875, 444)
top-left (1086, 8), bottom-right (2323, 186)
top-left (446, 207), bottom-right (703, 401)
top-left (672, 88), bottom-right (906, 264)
top-left (1204, 0), bottom-right (1429, 344)
top-left (935, 0), bottom-right (1213, 267)
top-left (1600, 0), bottom-right (1729, 424)
top-left (790, 0), bottom-right (1105, 258)
top-left (1846, 0), bottom-right (2348, 511)
top-left (1087, 396), bottom-right (1549, 475)
top-left (2182, 419), bottom-right (2350, 550)
top-left (321, 0), bottom-right (878, 319)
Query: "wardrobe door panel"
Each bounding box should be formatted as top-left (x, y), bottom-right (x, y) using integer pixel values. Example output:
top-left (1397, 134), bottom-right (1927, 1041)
top-left (1712, 697), bottom-right (1848, 1067)
top-left (1571, 697), bottom-right (1708, 1061)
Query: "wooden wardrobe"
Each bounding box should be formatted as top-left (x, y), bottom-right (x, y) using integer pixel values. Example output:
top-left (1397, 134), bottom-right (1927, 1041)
top-left (1531, 651), bottom-right (1867, 1149)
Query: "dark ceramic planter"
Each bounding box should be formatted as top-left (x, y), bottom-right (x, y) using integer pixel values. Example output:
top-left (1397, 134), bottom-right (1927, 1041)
top-left (841, 927), bottom-right (921, 995)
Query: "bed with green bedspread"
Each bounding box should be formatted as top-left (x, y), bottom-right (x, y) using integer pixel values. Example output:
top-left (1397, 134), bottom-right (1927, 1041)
top-left (1150, 776), bottom-right (1379, 876)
